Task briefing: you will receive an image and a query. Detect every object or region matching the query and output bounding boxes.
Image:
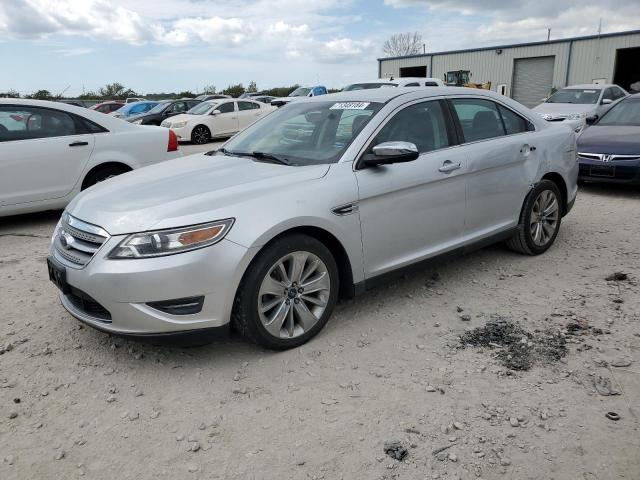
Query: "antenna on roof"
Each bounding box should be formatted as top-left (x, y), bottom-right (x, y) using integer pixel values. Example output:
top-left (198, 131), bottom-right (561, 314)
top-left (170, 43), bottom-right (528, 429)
top-left (547, 28), bottom-right (551, 41)
top-left (598, 18), bottom-right (602, 37)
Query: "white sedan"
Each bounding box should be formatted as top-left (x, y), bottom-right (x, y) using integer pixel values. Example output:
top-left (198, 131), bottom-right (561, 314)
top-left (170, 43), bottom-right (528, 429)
top-left (0, 99), bottom-right (182, 217)
top-left (161, 99), bottom-right (276, 144)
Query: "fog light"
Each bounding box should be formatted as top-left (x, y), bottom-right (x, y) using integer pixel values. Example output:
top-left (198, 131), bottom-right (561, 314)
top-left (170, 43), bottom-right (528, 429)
top-left (146, 296), bottom-right (205, 315)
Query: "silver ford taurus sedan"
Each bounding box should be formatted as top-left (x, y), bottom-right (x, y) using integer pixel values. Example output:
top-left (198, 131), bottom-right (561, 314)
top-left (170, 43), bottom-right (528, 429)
top-left (48, 88), bottom-right (578, 349)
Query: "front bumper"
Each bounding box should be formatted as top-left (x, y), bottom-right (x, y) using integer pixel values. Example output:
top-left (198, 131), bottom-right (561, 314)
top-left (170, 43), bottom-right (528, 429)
top-left (578, 158), bottom-right (640, 185)
top-left (51, 235), bottom-right (255, 336)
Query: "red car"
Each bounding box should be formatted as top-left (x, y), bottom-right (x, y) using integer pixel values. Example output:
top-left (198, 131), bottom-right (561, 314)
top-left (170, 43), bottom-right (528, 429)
top-left (89, 101), bottom-right (125, 114)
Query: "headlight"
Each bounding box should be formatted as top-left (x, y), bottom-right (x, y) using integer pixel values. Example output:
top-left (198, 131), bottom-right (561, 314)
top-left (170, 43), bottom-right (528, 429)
top-left (171, 121), bottom-right (187, 129)
top-left (132, 119), bottom-right (144, 125)
top-left (108, 219), bottom-right (234, 259)
top-left (567, 113), bottom-right (586, 121)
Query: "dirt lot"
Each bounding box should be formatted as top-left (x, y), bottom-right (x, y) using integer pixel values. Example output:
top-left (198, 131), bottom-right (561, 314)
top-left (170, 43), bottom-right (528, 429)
top-left (1, 184), bottom-right (639, 480)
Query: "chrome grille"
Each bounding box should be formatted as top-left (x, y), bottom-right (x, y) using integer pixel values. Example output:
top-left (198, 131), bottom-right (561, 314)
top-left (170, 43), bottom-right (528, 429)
top-left (53, 214), bottom-right (109, 268)
top-left (578, 153), bottom-right (640, 162)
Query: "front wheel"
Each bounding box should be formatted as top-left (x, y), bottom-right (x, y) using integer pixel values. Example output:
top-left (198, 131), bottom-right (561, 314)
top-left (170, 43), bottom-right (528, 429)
top-left (232, 234), bottom-right (339, 350)
top-left (191, 125), bottom-right (211, 144)
top-left (506, 180), bottom-right (562, 255)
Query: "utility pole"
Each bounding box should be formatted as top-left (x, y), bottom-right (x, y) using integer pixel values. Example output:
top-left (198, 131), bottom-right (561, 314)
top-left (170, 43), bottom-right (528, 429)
top-left (547, 28), bottom-right (551, 41)
top-left (598, 18), bottom-right (602, 37)
top-left (423, 43), bottom-right (426, 54)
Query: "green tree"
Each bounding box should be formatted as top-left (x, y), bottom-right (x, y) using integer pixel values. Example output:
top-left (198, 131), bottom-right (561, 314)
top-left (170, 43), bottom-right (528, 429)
top-left (178, 91), bottom-right (195, 98)
top-left (0, 89), bottom-right (20, 98)
top-left (222, 83), bottom-right (246, 98)
top-left (262, 85), bottom-right (299, 97)
top-left (98, 82), bottom-right (137, 100)
top-left (202, 84), bottom-right (217, 95)
top-left (26, 89), bottom-right (54, 100)
top-left (246, 81), bottom-right (258, 93)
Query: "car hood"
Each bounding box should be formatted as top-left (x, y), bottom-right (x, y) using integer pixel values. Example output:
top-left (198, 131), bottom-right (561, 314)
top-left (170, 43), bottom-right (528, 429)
top-left (67, 154), bottom-right (330, 235)
top-left (577, 125), bottom-right (640, 154)
top-left (532, 103), bottom-right (597, 116)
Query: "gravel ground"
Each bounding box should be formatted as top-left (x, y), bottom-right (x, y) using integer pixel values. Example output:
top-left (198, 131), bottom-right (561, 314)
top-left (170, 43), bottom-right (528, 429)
top-left (1, 184), bottom-right (639, 480)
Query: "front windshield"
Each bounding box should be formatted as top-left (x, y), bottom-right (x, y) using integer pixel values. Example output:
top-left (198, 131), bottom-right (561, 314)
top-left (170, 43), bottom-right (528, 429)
top-left (597, 100), bottom-right (640, 126)
top-left (289, 87), bottom-right (311, 97)
top-left (343, 83), bottom-right (397, 91)
top-left (221, 100), bottom-right (383, 166)
top-left (148, 102), bottom-right (170, 114)
top-left (546, 89), bottom-right (601, 104)
top-left (188, 101), bottom-right (217, 115)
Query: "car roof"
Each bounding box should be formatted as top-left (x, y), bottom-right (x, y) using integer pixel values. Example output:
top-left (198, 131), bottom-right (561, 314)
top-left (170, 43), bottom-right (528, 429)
top-left (305, 86), bottom-right (501, 103)
top-left (562, 84), bottom-right (614, 89)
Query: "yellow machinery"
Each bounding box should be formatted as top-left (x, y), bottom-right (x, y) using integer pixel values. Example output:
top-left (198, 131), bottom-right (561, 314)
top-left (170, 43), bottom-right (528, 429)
top-left (445, 70), bottom-right (491, 90)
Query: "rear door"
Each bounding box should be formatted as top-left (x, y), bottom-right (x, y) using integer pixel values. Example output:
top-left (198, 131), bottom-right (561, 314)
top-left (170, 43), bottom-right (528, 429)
top-left (447, 97), bottom-right (537, 239)
top-left (355, 98), bottom-right (467, 278)
top-left (0, 105), bottom-right (95, 206)
top-left (237, 101), bottom-right (263, 130)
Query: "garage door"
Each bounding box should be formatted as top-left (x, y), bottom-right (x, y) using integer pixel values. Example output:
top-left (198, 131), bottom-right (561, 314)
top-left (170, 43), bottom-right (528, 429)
top-left (512, 56), bottom-right (555, 108)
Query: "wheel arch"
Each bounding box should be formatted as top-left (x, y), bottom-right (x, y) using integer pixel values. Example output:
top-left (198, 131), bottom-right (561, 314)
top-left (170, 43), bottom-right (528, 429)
top-left (241, 225), bottom-right (356, 300)
top-left (81, 162), bottom-right (133, 190)
top-left (541, 172), bottom-right (568, 215)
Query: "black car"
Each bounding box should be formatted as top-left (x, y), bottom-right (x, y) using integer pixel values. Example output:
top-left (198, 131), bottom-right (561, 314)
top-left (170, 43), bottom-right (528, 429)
top-left (126, 99), bottom-right (201, 126)
top-left (577, 95), bottom-right (640, 185)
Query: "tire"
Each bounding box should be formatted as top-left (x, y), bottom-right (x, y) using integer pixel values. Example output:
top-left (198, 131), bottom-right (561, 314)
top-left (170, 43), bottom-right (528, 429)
top-left (191, 125), bottom-right (211, 144)
top-left (81, 165), bottom-right (130, 190)
top-left (506, 180), bottom-right (562, 255)
top-left (232, 234), bottom-right (339, 350)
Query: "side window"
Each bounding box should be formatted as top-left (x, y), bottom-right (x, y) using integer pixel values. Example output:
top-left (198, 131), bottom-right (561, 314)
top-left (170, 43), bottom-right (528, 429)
top-left (404, 82), bottom-right (420, 87)
top-left (451, 98), bottom-right (504, 143)
top-left (614, 87), bottom-right (626, 99)
top-left (312, 86), bottom-right (327, 96)
top-left (216, 102), bottom-right (235, 114)
top-left (497, 105), bottom-right (529, 135)
top-left (603, 88), bottom-right (614, 101)
top-left (373, 100), bottom-right (451, 154)
top-left (425, 82), bottom-right (439, 87)
top-left (238, 101), bottom-right (259, 111)
top-left (168, 102), bottom-right (185, 113)
top-left (0, 106), bottom-right (77, 141)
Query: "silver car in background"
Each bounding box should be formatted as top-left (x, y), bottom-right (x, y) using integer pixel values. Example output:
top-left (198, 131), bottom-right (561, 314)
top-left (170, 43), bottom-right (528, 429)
top-left (48, 88), bottom-right (578, 349)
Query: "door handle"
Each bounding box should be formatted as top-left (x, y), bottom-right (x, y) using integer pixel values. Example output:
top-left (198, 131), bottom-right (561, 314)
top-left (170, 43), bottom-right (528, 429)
top-left (69, 141), bottom-right (89, 147)
top-left (520, 145), bottom-right (537, 153)
top-left (438, 161), bottom-right (461, 173)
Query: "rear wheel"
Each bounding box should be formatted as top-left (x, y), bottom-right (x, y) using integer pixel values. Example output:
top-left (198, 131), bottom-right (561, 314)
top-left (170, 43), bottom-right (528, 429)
top-left (506, 180), bottom-right (562, 255)
top-left (81, 165), bottom-right (130, 190)
top-left (232, 234), bottom-right (339, 350)
top-left (191, 125), bottom-right (211, 144)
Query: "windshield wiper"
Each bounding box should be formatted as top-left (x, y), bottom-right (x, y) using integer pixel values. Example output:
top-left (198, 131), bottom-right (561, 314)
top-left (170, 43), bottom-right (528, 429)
top-left (214, 149), bottom-right (291, 165)
top-left (250, 151), bottom-right (291, 165)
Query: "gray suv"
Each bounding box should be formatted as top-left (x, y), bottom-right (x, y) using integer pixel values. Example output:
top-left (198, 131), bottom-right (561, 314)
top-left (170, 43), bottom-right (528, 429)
top-left (48, 88), bottom-right (578, 349)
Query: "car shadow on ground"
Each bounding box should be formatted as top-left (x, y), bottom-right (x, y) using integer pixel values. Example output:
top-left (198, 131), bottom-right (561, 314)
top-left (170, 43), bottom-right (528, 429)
top-left (578, 183), bottom-right (640, 199)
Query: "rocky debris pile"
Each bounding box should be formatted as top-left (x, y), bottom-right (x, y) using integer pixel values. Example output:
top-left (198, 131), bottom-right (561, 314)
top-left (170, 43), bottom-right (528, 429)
top-left (605, 272), bottom-right (629, 282)
top-left (383, 441), bottom-right (408, 461)
top-left (459, 316), bottom-right (567, 371)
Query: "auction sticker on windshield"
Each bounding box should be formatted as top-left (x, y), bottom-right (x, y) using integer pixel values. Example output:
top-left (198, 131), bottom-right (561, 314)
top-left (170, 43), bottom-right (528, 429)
top-left (330, 102), bottom-right (370, 110)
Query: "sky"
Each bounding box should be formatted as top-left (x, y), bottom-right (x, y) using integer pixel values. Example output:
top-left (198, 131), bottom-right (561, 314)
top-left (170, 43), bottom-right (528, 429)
top-left (0, 0), bottom-right (639, 96)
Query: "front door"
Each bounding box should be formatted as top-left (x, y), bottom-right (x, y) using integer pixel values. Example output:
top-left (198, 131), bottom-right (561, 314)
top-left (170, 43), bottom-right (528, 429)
top-left (212, 101), bottom-right (239, 136)
top-left (236, 101), bottom-right (263, 130)
top-left (0, 105), bottom-right (94, 206)
top-left (355, 99), bottom-right (467, 278)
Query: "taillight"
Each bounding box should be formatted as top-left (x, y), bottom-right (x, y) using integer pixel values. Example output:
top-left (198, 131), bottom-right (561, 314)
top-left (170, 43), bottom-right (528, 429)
top-left (167, 129), bottom-right (178, 152)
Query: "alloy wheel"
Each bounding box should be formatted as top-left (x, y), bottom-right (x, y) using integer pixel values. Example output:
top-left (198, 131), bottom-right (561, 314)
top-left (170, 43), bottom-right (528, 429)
top-left (529, 189), bottom-right (559, 246)
top-left (192, 126), bottom-right (209, 144)
top-left (258, 251), bottom-right (331, 339)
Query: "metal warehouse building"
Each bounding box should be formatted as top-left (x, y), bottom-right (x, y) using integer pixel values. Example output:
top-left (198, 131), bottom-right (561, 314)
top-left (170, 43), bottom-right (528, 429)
top-left (378, 29), bottom-right (640, 108)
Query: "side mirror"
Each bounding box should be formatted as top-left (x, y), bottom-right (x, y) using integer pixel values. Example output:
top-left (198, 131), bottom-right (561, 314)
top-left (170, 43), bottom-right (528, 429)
top-left (361, 142), bottom-right (419, 168)
top-left (211, 110), bottom-right (221, 116)
top-left (586, 115), bottom-right (598, 125)
top-left (601, 98), bottom-right (613, 105)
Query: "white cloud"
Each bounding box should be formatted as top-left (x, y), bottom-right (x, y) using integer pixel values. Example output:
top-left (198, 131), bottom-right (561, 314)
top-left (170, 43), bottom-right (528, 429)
top-left (384, 0), bottom-right (640, 46)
